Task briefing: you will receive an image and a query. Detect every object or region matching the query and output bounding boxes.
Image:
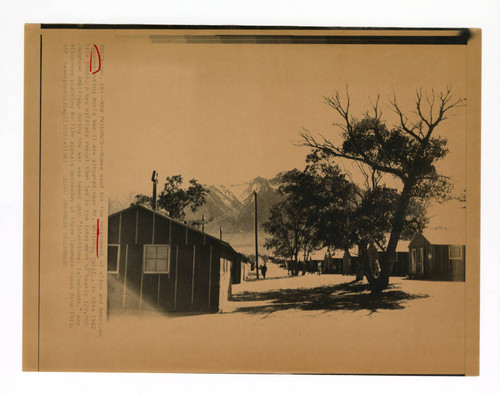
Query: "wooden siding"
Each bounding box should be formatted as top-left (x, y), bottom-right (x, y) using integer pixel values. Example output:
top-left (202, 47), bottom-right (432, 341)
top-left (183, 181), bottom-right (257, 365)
top-left (108, 215), bottom-right (120, 244)
top-left (120, 210), bottom-right (137, 245)
top-left (408, 233), bottom-right (431, 249)
top-left (107, 206), bottom-right (240, 313)
top-left (192, 245), bottom-right (212, 311)
top-left (153, 214), bottom-right (170, 244)
top-left (408, 232), bottom-right (465, 281)
top-left (136, 210), bottom-right (153, 245)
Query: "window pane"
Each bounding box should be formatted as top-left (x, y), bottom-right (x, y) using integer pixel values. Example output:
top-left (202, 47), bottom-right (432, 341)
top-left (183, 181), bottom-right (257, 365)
top-left (157, 246), bottom-right (169, 259)
top-left (108, 246), bottom-right (119, 272)
top-left (145, 258), bottom-right (156, 271)
top-left (156, 259), bottom-right (168, 272)
top-left (450, 246), bottom-right (461, 259)
top-left (146, 246), bottom-right (156, 259)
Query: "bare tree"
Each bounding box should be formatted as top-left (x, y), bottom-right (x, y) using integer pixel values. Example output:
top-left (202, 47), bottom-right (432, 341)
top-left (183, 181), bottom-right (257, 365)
top-left (302, 87), bottom-right (465, 292)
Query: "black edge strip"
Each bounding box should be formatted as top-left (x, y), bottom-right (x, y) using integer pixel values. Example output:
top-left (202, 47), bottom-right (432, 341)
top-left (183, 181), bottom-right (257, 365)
top-left (40, 24), bottom-right (468, 32)
top-left (39, 24), bottom-right (470, 44)
top-left (38, 33), bottom-right (42, 371)
top-left (149, 34), bottom-right (468, 45)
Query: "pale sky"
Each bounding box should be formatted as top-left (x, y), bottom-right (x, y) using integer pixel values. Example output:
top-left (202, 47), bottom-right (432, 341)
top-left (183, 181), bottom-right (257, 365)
top-left (104, 34), bottom-right (468, 234)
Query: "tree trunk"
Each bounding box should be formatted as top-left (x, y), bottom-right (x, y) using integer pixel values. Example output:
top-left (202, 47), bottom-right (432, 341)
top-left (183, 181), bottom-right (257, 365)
top-left (355, 263), bottom-right (364, 281)
top-left (371, 182), bottom-right (413, 292)
top-left (356, 242), bottom-right (368, 282)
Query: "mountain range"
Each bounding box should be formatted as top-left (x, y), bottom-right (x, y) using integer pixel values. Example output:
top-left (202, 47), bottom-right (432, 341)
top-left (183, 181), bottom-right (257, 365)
top-left (108, 176), bottom-right (284, 254)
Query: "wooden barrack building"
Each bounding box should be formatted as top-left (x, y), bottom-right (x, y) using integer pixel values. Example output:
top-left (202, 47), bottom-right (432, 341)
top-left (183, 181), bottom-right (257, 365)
top-left (107, 205), bottom-right (243, 314)
top-left (408, 231), bottom-right (466, 281)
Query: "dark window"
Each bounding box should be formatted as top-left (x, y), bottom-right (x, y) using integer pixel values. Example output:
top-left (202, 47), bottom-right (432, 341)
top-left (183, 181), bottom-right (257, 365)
top-left (449, 245), bottom-right (462, 259)
top-left (108, 244), bottom-right (120, 273)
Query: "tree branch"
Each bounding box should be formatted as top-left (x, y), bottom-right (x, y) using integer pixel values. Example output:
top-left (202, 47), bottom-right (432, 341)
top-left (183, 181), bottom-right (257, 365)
top-left (369, 232), bottom-right (386, 252)
top-left (390, 94), bottom-right (424, 143)
top-left (301, 130), bottom-right (406, 180)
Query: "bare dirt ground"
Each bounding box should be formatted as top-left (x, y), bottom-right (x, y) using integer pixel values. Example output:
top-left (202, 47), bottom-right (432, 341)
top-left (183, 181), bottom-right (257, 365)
top-left (75, 263), bottom-right (466, 374)
top-left (229, 264), bottom-right (435, 317)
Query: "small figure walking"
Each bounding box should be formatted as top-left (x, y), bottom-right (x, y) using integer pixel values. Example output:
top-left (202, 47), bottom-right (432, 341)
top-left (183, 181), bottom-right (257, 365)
top-left (261, 264), bottom-right (267, 279)
top-left (317, 263), bottom-right (322, 276)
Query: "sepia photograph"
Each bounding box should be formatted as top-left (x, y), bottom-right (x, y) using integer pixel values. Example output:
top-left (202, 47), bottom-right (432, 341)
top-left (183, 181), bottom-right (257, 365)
top-left (22, 24), bottom-right (480, 376)
top-left (2, 0), bottom-right (499, 394)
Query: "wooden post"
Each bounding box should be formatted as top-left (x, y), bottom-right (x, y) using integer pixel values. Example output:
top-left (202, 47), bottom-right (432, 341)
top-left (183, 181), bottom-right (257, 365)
top-left (152, 213), bottom-right (155, 244)
top-left (118, 213), bottom-right (122, 244)
top-left (173, 245), bottom-right (179, 311)
top-left (191, 245), bottom-right (196, 310)
top-left (139, 247), bottom-right (144, 311)
top-left (135, 210), bottom-right (139, 244)
top-left (122, 245), bottom-right (128, 311)
top-left (202, 214), bottom-right (205, 233)
top-left (168, 220), bottom-right (172, 279)
top-left (254, 191), bottom-right (259, 279)
top-left (151, 170), bottom-right (158, 210)
top-left (208, 245), bottom-right (212, 310)
top-left (220, 226), bottom-right (223, 240)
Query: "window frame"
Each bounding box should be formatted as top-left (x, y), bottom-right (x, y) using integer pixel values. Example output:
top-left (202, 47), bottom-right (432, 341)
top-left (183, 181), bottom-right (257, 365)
top-left (107, 244), bottom-right (120, 274)
top-left (142, 244), bottom-right (171, 274)
top-left (410, 248), bottom-right (417, 268)
top-left (417, 247), bottom-right (424, 274)
top-left (449, 245), bottom-right (463, 260)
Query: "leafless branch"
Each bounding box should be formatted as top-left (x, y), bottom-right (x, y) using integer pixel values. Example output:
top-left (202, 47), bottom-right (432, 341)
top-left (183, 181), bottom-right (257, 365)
top-left (368, 94), bottom-right (382, 120)
top-left (343, 165), bottom-right (364, 200)
top-left (416, 86), bottom-right (466, 140)
top-left (390, 92), bottom-right (424, 143)
top-left (356, 162), bottom-right (371, 190)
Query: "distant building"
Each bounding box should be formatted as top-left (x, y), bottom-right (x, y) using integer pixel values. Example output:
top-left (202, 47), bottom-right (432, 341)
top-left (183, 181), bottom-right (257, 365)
top-left (408, 231), bottom-right (465, 281)
top-left (107, 205), bottom-right (243, 314)
top-left (322, 250), bottom-right (344, 274)
top-left (367, 240), bottom-right (410, 277)
top-left (342, 250), bottom-right (358, 275)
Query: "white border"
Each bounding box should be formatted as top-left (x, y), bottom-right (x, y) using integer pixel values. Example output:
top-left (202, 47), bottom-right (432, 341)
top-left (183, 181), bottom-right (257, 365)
top-left (2, 1), bottom-right (499, 395)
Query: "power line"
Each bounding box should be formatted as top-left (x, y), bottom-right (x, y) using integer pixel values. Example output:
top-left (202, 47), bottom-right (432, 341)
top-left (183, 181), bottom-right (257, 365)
top-left (204, 193), bottom-right (254, 224)
top-left (205, 194), bottom-right (253, 224)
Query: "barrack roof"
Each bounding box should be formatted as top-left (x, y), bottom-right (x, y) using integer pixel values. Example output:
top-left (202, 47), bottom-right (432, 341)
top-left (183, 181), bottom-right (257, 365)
top-left (109, 204), bottom-right (237, 251)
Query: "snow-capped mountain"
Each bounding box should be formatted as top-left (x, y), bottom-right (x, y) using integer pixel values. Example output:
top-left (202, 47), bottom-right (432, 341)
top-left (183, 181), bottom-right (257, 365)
top-left (228, 176), bottom-right (279, 202)
top-left (186, 176), bottom-right (283, 235)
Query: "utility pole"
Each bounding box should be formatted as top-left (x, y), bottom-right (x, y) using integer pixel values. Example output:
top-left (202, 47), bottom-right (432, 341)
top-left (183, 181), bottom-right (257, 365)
top-left (220, 226), bottom-right (223, 240)
top-left (254, 191), bottom-right (259, 279)
top-left (151, 170), bottom-right (158, 210)
top-left (202, 214), bottom-right (205, 233)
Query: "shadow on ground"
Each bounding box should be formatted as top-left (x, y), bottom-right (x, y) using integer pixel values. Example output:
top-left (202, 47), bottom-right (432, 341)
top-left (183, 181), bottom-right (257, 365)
top-left (244, 275), bottom-right (291, 282)
top-left (230, 281), bottom-right (429, 315)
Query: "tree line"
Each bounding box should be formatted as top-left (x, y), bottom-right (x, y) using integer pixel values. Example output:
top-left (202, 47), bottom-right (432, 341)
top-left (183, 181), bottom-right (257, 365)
top-left (131, 174), bottom-right (209, 226)
top-left (264, 87), bottom-right (464, 292)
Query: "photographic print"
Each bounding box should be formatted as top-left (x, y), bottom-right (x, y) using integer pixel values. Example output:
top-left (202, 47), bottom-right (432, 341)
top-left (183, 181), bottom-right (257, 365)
top-left (23, 25), bottom-right (480, 374)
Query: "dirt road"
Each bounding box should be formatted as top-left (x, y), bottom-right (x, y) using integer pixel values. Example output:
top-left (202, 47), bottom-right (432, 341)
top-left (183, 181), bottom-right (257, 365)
top-left (97, 264), bottom-right (467, 374)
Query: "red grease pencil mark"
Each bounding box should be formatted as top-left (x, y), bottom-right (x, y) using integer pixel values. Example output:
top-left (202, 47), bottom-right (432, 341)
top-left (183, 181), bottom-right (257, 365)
top-left (90, 44), bottom-right (101, 74)
top-left (96, 219), bottom-right (100, 258)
